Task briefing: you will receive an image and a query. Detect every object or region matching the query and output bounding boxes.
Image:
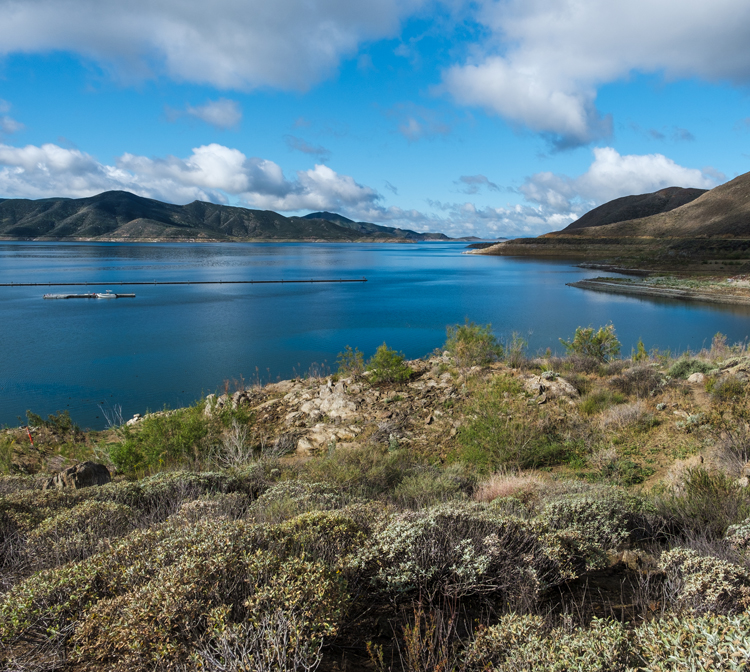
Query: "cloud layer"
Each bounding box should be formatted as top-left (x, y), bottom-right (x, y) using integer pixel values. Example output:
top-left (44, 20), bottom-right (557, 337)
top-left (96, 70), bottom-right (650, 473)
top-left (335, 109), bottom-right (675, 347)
top-left (444, 0), bottom-right (750, 146)
top-left (380, 148), bottom-right (723, 238)
top-left (0, 141), bottom-right (724, 239)
top-left (0, 0), bottom-right (423, 90)
top-left (0, 142), bottom-right (379, 212)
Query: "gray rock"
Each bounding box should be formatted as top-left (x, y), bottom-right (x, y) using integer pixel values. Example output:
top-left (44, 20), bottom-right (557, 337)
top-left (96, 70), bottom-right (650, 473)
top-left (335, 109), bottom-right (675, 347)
top-left (43, 461), bottom-right (111, 490)
top-left (687, 372), bottom-right (705, 384)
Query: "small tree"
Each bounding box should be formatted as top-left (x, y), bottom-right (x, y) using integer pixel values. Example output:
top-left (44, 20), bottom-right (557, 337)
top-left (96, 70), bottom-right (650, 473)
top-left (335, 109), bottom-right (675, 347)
top-left (559, 323), bottom-right (621, 362)
top-left (444, 320), bottom-right (503, 368)
top-left (367, 343), bottom-right (412, 383)
top-left (632, 338), bottom-right (648, 362)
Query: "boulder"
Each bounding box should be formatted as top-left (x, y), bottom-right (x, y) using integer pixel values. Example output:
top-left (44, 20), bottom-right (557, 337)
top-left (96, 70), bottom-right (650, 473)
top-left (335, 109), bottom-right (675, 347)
top-left (687, 372), bottom-right (705, 384)
top-left (521, 374), bottom-right (579, 400)
top-left (43, 461), bottom-right (111, 490)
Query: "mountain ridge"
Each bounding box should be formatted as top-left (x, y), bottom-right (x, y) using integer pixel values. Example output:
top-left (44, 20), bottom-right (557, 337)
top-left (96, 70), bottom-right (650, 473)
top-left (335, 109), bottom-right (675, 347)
top-left (0, 191), bottom-right (450, 242)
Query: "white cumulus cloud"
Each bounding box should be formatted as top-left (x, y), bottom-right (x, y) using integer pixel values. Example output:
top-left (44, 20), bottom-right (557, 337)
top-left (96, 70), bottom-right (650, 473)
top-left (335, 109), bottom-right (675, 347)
top-left (443, 0), bottom-right (750, 146)
top-left (0, 142), bottom-right (381, 212)
top-left (521, 147), bottom-right (721, 213)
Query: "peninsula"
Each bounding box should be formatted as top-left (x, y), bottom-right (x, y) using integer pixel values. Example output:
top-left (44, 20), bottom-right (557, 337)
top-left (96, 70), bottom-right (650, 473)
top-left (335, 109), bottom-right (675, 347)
top-left (471, 170), bottom-right (750, 305)
top-left (470, 170), bottom-right (750, 272)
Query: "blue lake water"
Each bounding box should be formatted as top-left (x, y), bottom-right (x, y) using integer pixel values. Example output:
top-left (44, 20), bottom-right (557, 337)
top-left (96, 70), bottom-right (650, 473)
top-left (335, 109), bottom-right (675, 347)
top-left (1, 241), bottom-right (750, 429)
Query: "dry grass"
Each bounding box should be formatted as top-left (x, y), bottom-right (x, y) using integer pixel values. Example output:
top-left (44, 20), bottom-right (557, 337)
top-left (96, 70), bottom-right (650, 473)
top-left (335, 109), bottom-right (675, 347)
top-left (599, 400), bottom-right (650, 430)
top-left (473, 471), bottom-right (546, 504)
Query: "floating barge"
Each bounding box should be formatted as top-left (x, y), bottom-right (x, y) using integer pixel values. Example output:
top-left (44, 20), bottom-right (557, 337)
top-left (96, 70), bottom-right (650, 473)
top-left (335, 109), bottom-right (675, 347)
top-left (43, 291), bottom-right (136, 300)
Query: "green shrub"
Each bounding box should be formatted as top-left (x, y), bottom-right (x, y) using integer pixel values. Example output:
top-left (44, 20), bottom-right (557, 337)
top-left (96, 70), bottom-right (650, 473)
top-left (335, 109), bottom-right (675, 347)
top-left (659, 548), bottom-right (750, 614)
top-left (26, 500), bottom-right (136, 569)
top-left (560, 324), bottom-right (621, 362)
top-left (70, 541), bottom-right (346, 669)
top-left (505, 331), bottom-right (528, 368)
top-left (712, 375), bottom-right (746, 403)
top-left (634, 612), bottom-right (750, 671)
top-left (391, 464), bottom-right (470, 508)
top-left (250, 480), bottom-right (349, 522)
top-left (609, 365), bottom-right (664, 397)
top-left (457, 376), bottom-right (574, 471)
top-left (336, 345), bottom-right (365, 376)
top-left (0, 437), bottom-right (14, 474)
top-left (26, 409), bottom-right (81, 436)
top-left (366, 343), bottom-right (412, 384)
top-left (465, 612), bottom-right (750, 671)
top-left (465, 615), bottom-right (632, 672)
top-left (540, 490), bottom-right (657, 561)
top-left (354, 502), bottom-right (577, 601)
top-left (444, 320), bottom-right (503, 368)
top-left (656, 467), bottom-right (750, 540)
top-left (579, 390), bottom-right (627, 415)
top-left (1, 515), bottom-right (348, 668)
top-left (632, 338), bottom-right (649, 362)
top-left (109, 405), bottom-right (212, 473)
top-left (668, 357), bottom-right (712, 379)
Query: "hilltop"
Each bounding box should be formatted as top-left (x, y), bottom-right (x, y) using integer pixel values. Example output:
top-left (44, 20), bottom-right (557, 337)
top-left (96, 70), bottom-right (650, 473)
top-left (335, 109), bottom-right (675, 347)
top-left (0, 191), bottom-right (450, 243)
top-left (472, 171), bottom-right (750, 271)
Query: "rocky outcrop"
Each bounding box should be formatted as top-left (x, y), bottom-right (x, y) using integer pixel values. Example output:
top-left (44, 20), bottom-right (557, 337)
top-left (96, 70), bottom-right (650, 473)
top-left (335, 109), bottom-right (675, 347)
top-left (521, 373), bottom-right (579, 404)
top-left (203, 356), bottom-right (463, 457)
top-left (43, 461), bottom-right (111, 490)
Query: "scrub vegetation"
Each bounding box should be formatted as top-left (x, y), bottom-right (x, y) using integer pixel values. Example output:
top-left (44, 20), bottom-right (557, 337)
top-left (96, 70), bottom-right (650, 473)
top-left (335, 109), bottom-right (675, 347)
top-left (3, 324), bottom-right (750, 670)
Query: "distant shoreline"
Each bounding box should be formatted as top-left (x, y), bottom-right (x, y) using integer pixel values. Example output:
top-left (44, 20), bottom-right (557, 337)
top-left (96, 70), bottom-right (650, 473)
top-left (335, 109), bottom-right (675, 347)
top-left (568, 277), bottom-right (750, 307)
top-left (0, 237), bottom-right (478, 244)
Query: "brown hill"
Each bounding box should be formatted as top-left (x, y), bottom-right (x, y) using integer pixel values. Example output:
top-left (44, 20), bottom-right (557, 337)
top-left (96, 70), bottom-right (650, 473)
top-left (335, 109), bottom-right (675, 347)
top-left (471, 171), bottom-right (750, 268)
top-left (550, 171), bottom-right (750, 239)
top-left (563, 186), bottom-right (706, 231)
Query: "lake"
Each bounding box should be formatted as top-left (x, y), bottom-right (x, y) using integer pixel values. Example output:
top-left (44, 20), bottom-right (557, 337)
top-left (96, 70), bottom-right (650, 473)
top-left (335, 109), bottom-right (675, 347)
top-left (1, 241), bottom-right (749, 429)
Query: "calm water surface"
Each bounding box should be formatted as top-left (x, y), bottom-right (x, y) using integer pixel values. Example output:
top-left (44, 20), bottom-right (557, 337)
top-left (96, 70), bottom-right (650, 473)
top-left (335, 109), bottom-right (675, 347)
top-left (2, 241), bottom-right (750, 428)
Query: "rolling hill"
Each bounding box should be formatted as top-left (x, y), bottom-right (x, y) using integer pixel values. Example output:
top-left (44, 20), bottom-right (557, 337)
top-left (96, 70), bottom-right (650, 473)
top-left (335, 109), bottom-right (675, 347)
top-left (562, 186), bottom-right (706, 231)
top-left (0, 191), bottom-right (450, 242)
top-left (471, 171), bottom-right (750, 268)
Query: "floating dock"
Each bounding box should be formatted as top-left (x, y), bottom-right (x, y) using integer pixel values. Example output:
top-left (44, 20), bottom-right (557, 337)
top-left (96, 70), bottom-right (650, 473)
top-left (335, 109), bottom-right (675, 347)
top-left (43, 293), bottom-right (136, 300)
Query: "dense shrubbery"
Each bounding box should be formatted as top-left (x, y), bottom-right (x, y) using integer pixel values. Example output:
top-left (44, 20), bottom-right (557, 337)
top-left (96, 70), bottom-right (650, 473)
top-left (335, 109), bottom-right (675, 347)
top-left (109, 405), bottom-right (213, 473)
top-left (9, 322), bottom-right (750, 670)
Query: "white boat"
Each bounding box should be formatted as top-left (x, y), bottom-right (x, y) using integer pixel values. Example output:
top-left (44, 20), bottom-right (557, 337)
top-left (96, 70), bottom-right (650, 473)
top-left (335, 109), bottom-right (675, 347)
top-left (96, 291), bottom-right (117, 299)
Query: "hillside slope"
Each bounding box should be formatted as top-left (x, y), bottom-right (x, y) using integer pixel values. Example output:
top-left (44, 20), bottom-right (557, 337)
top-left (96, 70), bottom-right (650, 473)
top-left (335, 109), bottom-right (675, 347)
top-left (0, 191), bottom-right (449, 242)
top-left (471, 172), bottom-right (750, 268)
top-left (563, 186), bottom-right (706, 231)
top-left (301, 210), bottom-right (450, 241)
top-left (553, 171), bottom-right (750, 239)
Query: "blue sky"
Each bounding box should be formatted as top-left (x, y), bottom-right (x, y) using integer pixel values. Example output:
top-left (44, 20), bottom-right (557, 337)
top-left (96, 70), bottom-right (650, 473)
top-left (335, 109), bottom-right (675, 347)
top-left (0, 0), bottom-right (748, 238)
